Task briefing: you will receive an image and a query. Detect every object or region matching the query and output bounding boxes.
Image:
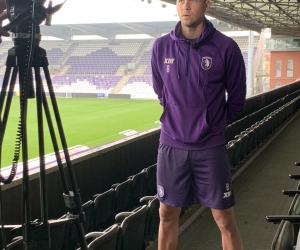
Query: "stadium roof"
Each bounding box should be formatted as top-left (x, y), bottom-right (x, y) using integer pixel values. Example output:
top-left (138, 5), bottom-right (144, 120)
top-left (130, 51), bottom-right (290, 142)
top-left (40, 19), bottom-right (249, 41)
top-left (39, 0), bottom-right (300, 40)
top-left (163, 0), bottom-right (300, 37)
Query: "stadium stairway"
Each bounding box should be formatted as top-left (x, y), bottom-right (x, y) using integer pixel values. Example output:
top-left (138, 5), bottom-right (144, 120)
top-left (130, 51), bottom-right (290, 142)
top-left (146, 109), bottom-right (300, 250)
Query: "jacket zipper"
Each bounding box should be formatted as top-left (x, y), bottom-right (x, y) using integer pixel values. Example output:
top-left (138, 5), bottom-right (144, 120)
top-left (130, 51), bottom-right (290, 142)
top-left (185, 43), bottom-right (191, 76)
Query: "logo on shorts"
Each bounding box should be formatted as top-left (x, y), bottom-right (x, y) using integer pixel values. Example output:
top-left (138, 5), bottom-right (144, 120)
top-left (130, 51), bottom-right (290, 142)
top-left (157, 185), bottom-right (164, 198)
top-left (223, 183), bottom-right (231, 199)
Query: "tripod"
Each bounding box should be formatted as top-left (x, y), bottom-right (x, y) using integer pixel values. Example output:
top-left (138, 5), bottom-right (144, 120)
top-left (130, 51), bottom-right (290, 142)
top-left (0, 18), bottom-right (88, 250)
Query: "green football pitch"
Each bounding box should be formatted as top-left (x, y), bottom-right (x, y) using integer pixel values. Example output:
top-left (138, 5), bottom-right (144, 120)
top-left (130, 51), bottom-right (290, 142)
top-left (1, 97), bottom-right (162, 168)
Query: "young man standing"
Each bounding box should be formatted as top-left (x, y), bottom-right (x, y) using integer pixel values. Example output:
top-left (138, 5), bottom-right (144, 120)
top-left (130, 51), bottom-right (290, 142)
top-left (151, 0), bottom-right (246, 249)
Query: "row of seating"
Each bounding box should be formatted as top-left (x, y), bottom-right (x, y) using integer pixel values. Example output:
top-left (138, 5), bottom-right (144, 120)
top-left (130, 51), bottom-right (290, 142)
top-left (226, 90), bottom-right (300, 169)
top-left (254, 92), bottom-right (300, 249)
top-left (4, 197), bottom-right (159, 250)
top-left (79, 196), bottom-right (159, 250)
top-left (71, 163), bottom-right (159, 249)
top-left (3, 164), bottom-right (158, 250)
top-left (266, 165), bottom-right (300, 249)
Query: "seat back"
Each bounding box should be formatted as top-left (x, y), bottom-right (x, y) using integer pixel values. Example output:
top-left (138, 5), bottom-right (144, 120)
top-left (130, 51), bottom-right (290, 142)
top-left (239, 132), bottom-right (249, 161)
top-left (225, 124), bottom-right (234, 143)
top-left (49, 218), bottom-right (74, 250)
top-left (88, 224), bottom-right (120, 250)
top-left (114, 179), bottom-right (133, 213)
top-left (228, 139), bottom-right (242, 168)
top-left (245, 129), bottom-right (254, 154)
top-left (82, 200), bottom-right (95, 234)
top-left (288, 194), bottom-right (300, 215)
top-left (226, 143), bottom-right (235, 169)
top-left (67, 200), bottom-right (94, 249)
top-left (5, 238), bottom-right (23, 250)
top-left (93, 188), bottom-right (115, 230)
top-left (6, 218), bottom-right (73, 250)
top-left (271, 220), bottom-right (295, 250)
top-left (119, 205), bottom-right (148, 250)
top-left (145, 164), bottom-right (157, 196)
top-left (130, 172), bottom-right (147, 206)
top-left (146, 197), bottom-right (160, 242)
top-left (288, 194), bottom-right (300, 239)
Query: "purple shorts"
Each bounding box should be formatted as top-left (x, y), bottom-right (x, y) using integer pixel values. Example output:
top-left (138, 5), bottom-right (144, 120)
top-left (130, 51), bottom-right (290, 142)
top-left (156, 144), bottom-right (235, 210)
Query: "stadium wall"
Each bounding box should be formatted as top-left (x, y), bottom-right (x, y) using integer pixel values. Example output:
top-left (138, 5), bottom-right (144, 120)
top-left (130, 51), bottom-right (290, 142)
top-left (0, 129), bottom-right (160, 225)
top-left (1, 81), bottom-right (300, 226)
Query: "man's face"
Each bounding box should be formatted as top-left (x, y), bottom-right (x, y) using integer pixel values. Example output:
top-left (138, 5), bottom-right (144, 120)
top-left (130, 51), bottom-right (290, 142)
top-left (176, 0), bottom-right (210, 28)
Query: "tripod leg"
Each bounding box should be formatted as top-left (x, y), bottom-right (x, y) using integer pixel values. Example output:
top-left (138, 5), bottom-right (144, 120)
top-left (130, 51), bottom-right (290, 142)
top-left (0, 66), bottom-right (13, 114)
top-left (0, 67), bottom-right (19, 185)
top-left (0, 67), bottom-right (18, 155)
top-left (42, 63), bottom-right (87, 249)
top-left (40, 77), bottom-right (69, 193)
top-left (33, 66), bottom-right (51, 249)
top-left (0, 66), bottom-right (18, 250)
top-left (18, 67), bottom-right (33, 246)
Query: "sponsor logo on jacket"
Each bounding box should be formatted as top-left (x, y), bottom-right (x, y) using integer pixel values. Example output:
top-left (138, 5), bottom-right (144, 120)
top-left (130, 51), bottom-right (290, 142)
top-left (164, 58), bottom-right (175, 64)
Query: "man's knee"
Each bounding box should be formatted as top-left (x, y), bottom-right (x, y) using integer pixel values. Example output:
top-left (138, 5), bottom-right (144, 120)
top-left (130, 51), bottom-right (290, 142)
top-left (211, 207), bottom-right (237, 232)
top-left (159, 202), bottom-right (182, 222)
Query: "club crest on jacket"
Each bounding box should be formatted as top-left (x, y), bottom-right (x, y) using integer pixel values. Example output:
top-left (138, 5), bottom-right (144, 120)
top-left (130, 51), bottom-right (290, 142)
top-left (201, 57), bottom-right (212, 70)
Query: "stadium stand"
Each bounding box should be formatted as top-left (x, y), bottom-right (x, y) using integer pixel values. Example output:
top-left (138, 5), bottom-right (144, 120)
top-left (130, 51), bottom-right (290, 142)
top-left (0, 37), bottom-right (258, 96)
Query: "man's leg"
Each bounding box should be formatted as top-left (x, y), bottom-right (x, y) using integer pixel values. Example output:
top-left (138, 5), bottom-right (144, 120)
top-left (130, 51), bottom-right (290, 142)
top-left (211, 207), bottom-right (243, 250)
top-left (158, 202), bottom-right (182, 250)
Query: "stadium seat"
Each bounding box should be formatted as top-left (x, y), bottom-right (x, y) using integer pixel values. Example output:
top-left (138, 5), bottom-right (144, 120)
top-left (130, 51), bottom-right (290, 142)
top-left (254, 121), bottom-right (265, 146)
top-left (271, 220), bottom-right (295, 250)
top-left (225, 124), bottom-right (234, 143)
top-left (234, 132), bottom-right (249, 161)
top-left (232, 120), bottom-right (241, 137)
top-left (228, 138), bottom-right (242, 168)
top-left (246, 124), bottom-right (259, 151)
top-left (266, 193), bottom-right (300, 249)
top-left (143, 164), bottom-right (157, 196)
top-left (115, 205), bottom-right (148, 250)
top-left (140, 196), bottom-right (160, 247)
top-left (61, 200), bottom-right (94, 249)
top-left (79, 224), bottom-right (121, 250)
top-left (4, 238), bottom-right (23, 250)
top-left (239, 117), bottom-right (248, 133)
top-left (112, 179), bottom-right (133, 214)
top-left (245, 129), bottom-right (254, 155)
top-left (93, 188), bottom-right (115, 231)
top-left (226, 142), bottom-right (235, 169)
top-left (128, 171), bottom-right (147, 207)
top-left (8, 218), bottom-right (73, 250)
top-left (82, 200), bottom-right (95, 234)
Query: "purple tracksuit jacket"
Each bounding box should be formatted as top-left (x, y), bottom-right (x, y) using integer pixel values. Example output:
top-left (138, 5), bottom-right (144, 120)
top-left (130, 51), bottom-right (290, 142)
top-left (151, 18), bottom-right (246, 150)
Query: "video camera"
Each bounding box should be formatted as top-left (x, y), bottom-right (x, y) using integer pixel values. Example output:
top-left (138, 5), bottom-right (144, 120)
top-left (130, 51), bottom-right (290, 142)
top-left (4, 0), bottom-right (65, 36)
